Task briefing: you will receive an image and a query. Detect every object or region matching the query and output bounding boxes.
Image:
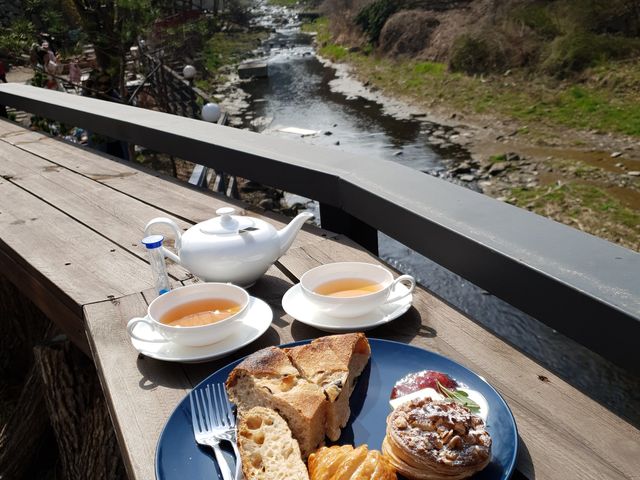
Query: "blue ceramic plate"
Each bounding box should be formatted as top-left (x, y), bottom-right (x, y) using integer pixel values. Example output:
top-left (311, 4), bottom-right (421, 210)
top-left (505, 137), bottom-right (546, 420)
top-left (156, 339), bottom-right (518, 479)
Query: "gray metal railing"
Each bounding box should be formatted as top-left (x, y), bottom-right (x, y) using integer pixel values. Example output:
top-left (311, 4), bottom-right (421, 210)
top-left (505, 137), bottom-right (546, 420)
top-left (1, 83), bottom-right (638, 374)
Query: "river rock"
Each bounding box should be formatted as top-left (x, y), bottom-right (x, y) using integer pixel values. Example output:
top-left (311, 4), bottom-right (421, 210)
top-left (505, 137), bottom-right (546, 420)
top-left (611, 151), bottom-right (623, 158)
top-left (505, 152), bottom-right (521, 162)
top-left (459, 174), bottom-right (476, 182)
top-left (451, 162), bottom-right (472, 174)
top-left (324, 131), bottom-right (333, 135)
top-left (489, 162), bottom-right (509, 175)
top-left (250, 116), bottom-right (273, 131)
top-left (628, 171), bottom-right (640, 176)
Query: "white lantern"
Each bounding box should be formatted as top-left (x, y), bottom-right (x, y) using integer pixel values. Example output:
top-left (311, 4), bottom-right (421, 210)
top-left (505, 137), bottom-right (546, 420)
top-left (202, 103), bottom-right (221, 123)
top-left (183, 65), bottom-right (196, 80)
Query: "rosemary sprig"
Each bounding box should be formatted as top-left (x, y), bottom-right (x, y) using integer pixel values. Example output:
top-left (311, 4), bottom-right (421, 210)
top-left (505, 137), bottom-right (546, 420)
top-left (436, 380), bottom-right (481, 413)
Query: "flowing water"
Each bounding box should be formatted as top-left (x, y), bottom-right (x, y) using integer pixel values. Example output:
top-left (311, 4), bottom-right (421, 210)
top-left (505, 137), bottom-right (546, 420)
top-left (234, 2), bottom-right (639, 422)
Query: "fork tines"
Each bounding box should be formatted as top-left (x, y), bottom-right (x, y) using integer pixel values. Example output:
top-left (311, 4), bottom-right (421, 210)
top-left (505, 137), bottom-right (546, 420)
top-left (190, 383), bottom-right (236, 433)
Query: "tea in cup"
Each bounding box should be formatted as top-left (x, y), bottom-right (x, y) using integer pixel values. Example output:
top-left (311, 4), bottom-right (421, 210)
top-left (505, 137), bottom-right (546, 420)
top-left (127, 282), bottom-right (249, 347)
top-left (300, 262), bottom-right (415, 318)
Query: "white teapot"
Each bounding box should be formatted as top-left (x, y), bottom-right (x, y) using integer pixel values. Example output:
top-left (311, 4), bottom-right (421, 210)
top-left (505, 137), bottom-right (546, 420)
top-left (145, 207), bottom-right (313, 286)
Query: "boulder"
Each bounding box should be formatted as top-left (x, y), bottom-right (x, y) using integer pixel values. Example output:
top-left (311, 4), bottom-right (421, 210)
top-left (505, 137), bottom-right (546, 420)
top-left (488, 162), bottom-right (509, 175)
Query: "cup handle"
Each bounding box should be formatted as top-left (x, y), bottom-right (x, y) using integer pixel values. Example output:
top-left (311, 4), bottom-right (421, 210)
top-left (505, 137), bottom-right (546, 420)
top-left (385, 275), bottom-right (416, 304)
top-left (127, 316), bottom-right (167, 343)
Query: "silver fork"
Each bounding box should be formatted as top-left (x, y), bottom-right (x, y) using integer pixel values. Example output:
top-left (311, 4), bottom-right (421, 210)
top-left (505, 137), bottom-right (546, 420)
top-left (190, 383), bottom-right (242, 480)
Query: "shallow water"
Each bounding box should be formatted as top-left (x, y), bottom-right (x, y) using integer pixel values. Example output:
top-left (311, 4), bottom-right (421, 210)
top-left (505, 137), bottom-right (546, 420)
top-left (237, 2), bottom-right (640, 423)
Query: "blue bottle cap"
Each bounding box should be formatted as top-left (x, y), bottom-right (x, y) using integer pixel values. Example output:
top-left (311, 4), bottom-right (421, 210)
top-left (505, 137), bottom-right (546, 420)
top-left (142, 234), bottom-right (164, 249)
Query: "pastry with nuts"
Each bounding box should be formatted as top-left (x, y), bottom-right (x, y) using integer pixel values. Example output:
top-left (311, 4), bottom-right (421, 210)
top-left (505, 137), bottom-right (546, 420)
top-left (382, 397), bottom-right (491, 480)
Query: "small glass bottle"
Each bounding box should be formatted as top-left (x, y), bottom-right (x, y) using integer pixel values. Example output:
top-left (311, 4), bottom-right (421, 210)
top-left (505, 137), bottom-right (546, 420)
top-left (142, 235), bottom-right (171, 296)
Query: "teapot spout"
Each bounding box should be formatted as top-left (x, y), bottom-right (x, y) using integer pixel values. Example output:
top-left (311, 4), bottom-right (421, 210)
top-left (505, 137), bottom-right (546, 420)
top-left (277, 212), bottom-right (314, 256)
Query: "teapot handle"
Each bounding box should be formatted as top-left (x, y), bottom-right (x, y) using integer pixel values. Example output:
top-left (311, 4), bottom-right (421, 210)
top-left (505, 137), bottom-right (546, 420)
top-left (144, 217), bottom-right (182, 264)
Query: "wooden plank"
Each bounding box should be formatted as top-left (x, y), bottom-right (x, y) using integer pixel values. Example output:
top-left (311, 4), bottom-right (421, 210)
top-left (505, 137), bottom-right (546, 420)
top-left (0, 178), bottom-right (152, 307)
top-left (0, 247), bottom-right (89, 353)
top-left (0, 126), bottom-right (336, 252)
top-left (84, 291), bottom-right (191, 480)
top-left (0, 119), bottom-right (28, 138)
top-left (0, 138), bottom-right (192, 280)
top-left (85, 266), bottom-right (300, 480)
top-left (278, 238), bottom-right (640, 480)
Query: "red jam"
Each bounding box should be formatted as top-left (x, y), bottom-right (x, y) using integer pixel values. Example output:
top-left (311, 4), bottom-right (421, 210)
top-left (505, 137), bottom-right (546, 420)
top-left (390, 370), bottom-right (458, 399)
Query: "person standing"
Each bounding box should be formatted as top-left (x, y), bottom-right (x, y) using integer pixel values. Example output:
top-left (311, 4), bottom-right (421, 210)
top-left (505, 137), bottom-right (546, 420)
top-left (69, 59), bottom-right (81, 85)
top-left (0, 60), bottom-right (7, 83)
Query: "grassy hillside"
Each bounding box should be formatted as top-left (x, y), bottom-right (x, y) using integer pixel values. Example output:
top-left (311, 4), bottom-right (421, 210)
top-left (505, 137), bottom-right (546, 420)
top-left (310, 0), bottom-right (640, 137)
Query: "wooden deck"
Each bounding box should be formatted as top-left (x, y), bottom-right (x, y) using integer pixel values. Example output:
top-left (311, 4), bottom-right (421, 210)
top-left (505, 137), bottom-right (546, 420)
top-left (0, 118), bottom-right (638, 480)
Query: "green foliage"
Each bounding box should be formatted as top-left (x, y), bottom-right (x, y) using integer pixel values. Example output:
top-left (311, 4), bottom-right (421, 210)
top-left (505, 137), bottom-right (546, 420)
top-left (266, 0), bottom-right (299, 5)
top-left (319, 43), bottom-right (348, 60)
top-left (489, 154), bottom-right (507, 164)
top-left (542, 32), bottom-right (640, 77)
top-left (203, 31), bottom-right (268, 75)
top-left (302, 17), bottom-right (331, 45)
top-left (512, 3), bottom-right (559, 39)
top-left (413, 61), bottom-right (445, 76)
top-left (0, 20), bottom-right (36, 56)
top-left (510, 182), bottom-right (640, 231)
top-left (355, 0), bottom-right (397, 44)
top-left (449, 35), bottom-right (503, 74)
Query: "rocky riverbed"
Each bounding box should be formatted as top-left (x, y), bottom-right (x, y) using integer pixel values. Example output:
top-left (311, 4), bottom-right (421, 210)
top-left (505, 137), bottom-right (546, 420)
top-left (198, 4), bottom-right (639, 251)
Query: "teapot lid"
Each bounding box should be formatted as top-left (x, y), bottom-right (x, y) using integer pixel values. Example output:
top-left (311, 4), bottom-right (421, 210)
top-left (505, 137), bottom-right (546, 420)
top-left (199, 207), bottom-right (256, 235)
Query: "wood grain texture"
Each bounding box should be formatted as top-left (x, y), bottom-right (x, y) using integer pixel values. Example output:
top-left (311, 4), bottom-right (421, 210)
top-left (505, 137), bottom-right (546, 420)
top-left (0, 246), bottom-right (89, 352)
top-left (0, 137), bottom-right (192, 280)
top-left (0, 127), bottom-right (335, 251)
top-left (0, 177), bottom-right (150, 306)
top-left (84, 291), bottom-right (192, 480)
top-left (2, 120), bottom-right (638, 480)
top-left (278, 238), bottom-right (640, 480)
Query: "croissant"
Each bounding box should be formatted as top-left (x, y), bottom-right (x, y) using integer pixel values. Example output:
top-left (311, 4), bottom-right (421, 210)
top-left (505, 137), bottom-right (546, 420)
top-left (308, 445), bottom-right (397, 480)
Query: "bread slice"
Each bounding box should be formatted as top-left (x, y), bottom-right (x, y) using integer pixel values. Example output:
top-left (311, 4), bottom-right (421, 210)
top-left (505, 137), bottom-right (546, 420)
top-left (286, 333), bottom-right (371, 441)
top-left (237, 406), bottom-right (310, 480)
top-left (226, 346), bottom-right (327, 458)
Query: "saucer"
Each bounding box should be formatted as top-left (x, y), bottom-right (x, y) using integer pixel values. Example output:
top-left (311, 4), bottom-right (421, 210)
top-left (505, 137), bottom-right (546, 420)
top-left (282, 283), bottom-right (413, 332)
top-left (129, 297), bottom-right (272, 363)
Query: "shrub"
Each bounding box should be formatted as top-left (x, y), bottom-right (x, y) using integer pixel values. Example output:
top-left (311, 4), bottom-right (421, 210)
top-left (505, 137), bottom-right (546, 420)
top-left (512, 4), bottom-right (559, 40)
top-left (355, 0), bottom-right (398, 44)
top-left (0, 20), bottom-right (36, 57)
top-left (542, 32), bottom-right (640, 76)
top-left (449, 34), bottom-right (504, 74)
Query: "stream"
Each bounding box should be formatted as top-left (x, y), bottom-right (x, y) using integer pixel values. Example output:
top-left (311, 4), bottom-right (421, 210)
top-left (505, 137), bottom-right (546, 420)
top-left (230, 1), bottom-right (639, 421)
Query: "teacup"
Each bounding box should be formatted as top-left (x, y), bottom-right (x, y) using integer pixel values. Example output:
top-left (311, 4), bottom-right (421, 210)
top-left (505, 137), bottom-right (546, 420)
top-left (127, 283), bottom-right (249, 347)
top-left (300, 262), bottom-right (415, 318)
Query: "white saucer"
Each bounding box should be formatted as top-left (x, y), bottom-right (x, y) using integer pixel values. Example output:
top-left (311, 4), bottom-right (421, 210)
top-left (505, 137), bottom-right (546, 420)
top-left (282, 283), bottom-right (413, 333)
top-left (129, 297), bottom-right (273, 363)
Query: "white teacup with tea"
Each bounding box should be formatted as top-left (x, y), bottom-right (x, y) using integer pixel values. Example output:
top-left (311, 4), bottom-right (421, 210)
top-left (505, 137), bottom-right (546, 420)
top-left (127, 283), bottom-right (249, 347)
top-left (300, 262), bottom-right (415, 318)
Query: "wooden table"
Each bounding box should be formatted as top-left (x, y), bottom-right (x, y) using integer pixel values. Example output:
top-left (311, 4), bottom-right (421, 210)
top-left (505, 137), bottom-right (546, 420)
top-left (1, 118), bottom-right (638, 480)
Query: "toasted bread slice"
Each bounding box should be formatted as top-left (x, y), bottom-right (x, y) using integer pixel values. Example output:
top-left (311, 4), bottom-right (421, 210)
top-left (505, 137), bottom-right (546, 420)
top-left (238, 406), bottom-right (310, 480)
top-left (286, 333), bottom-right (371, 441)
top-left (226, 346), bottom-right (327, 458)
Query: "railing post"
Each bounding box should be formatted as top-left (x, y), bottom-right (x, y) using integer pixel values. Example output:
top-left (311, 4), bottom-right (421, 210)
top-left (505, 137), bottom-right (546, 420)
top-left (319, 203), bottom-right (378, 255)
